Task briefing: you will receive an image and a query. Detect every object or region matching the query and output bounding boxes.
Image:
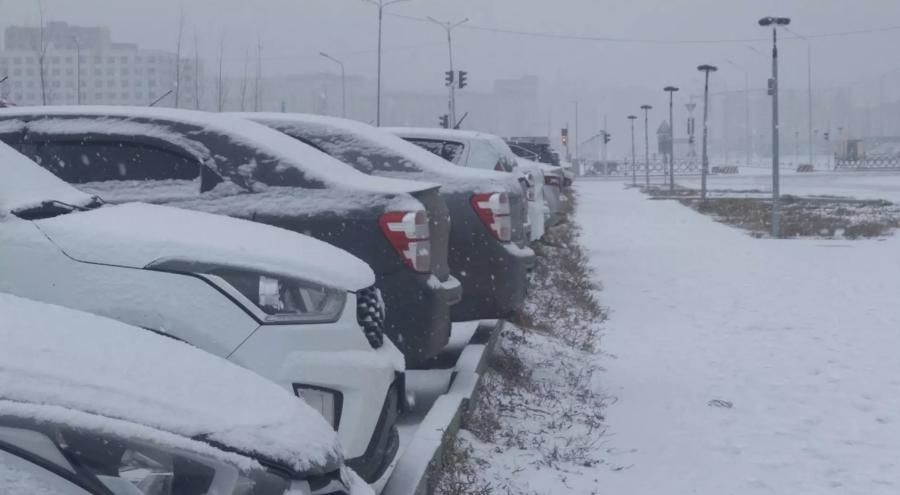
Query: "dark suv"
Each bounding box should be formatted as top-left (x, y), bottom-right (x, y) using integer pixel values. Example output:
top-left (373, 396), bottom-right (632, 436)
top-left (0, 107), bottom-right (461, 369)
top-left (239, 113), bottom-right (535, 322)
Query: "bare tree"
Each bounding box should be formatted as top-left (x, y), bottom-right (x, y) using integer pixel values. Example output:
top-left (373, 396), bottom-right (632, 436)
top-left (28, 0), bottom-right (51, 105)
top-left (214, 33), bottom-right (230, 112)
top-left (238, 46), bottom-right (250, 112)
top-left (0, 69), bottom-right (11, 100)
top-left (191, 31), bottom-right (205, 110)
top-left (253, 38), bottom-right (262, 112)
top-left (173, 9), bottom-right (186, 108)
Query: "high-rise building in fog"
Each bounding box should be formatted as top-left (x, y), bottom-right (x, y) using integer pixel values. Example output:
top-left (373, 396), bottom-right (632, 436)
top-left (0, 22), bottom-right (201, 108)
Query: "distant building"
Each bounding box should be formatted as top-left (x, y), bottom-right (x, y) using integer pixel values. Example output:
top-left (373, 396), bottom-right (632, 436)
top-left (0, 22), bottom-right (202, 108)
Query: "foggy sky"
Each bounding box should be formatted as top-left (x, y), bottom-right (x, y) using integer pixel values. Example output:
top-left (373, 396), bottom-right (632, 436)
top-left (2, 0), bottom-right (899, 154)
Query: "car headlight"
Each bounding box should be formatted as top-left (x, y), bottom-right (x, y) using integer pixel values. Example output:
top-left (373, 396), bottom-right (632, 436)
top-left (207, 268), bottom-right (346, 324)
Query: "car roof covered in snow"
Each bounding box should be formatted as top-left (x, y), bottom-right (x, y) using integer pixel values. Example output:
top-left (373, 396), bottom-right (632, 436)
top-left (381, 127), bottom-right (497, 142)
top-left (0, 106), bottom-right (438, 196)
top-left (0, 140), bottom-right (96, 215)
top-left (239, 114), bottom-right (514, 182)
top-left (0, 292), bottom-right (342, 474)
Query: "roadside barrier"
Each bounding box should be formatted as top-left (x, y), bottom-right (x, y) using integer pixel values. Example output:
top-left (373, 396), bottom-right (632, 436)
top-left (796, 165), bottom-right (815, 173)
top-left (711, 166), bottom-right (739, 174)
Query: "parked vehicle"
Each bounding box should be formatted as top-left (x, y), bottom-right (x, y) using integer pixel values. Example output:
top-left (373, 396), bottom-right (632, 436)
top-left (535, 161), bottom-right (566, 227)
top-left (509, 157), bottom-right (547, 241)
top-left (381, 127), bottom-right (541, 246)
top-left (0, 138), bottom-right (403, 483)
top-left (237, 113), bottom-right (535, 322)
top-left (0, 106), bottom-right (460, 371)
top-left (506, 137), bottom-right (560, 166)
top-left (0, 292), bottom-right (369, 495)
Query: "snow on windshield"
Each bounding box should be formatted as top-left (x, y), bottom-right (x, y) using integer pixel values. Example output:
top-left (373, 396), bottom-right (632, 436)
top-left (0, 141), bottom-right (94, 215)
top-left (0, 292), bottom-right (341, 472)
top-left (0, 106), bottom-right (434, 196)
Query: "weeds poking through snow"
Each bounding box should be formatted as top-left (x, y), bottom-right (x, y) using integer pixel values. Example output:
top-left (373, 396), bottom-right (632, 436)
top-left (437, 190), bottom-right (613, 495)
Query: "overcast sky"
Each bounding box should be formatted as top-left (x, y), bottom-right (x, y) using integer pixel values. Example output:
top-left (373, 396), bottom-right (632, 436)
top-left (3, 0), bottom-right (900, 95)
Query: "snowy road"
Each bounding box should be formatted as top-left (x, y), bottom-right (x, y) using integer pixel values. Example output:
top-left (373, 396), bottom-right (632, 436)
top-left (578, 182), bottom-right (900, 494)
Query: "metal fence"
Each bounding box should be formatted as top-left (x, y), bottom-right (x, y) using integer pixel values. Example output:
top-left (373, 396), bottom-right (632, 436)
top-left (585, 159), bottom-right (703, 176)
top-left (835, 155), bottom-right (900, 170)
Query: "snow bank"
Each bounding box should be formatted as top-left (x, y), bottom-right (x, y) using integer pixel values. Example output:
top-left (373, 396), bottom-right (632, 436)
top-left (0, 293), bottom-right (342, 473)
top-left (35, 202), bottom-right (376, 290)
top-left (0, 141), bottom-right (94, 215)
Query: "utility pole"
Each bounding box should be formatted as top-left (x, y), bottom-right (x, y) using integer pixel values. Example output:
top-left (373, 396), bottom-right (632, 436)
top-left (665, 86), bottom-right (679, 192)
top-left (602, 114), bottom-right (608, 175)
top-left (641, 105), bottom-right (652, 189)
top-left (362, 0), bottom-right (410, 126)
top-left (628, 115), bottom-right (638, 186)
top-left (427, 16), bottom-right (467, 126)
top-left (320, 52), bottom-right (346, 118)
top-left (698, 65), bottom-right (718, 201)
top-left (760, 16), bottom-right (791, 238)
top-left (573, 101), bottom-right (580, 161)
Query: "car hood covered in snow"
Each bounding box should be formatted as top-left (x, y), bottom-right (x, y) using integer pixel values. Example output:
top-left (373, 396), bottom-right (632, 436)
top-left (0, 140), bottom-right (96, 215)
top-left (34, 202), bottom-right (375, 291)
top-left (0, 106), bottom-right (438, 196)
top-left (0, 292), bottom-right (342, 474)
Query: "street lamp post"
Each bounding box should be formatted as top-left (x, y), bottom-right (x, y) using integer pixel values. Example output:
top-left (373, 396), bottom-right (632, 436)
top-left (319, 52), bottom-right (346, 118)
top-left (72, 36), bottom-right (81, 105)
top-left (427, 17), bottom-right (467, 127)
top-left (640, 105), bottom-right (652, 189)
top-left (572, 101), bottom-right (579, 161)
top-left (664, 86), bottom-right (679, 192)
top-left (628, 115), bottom-right (638, 186)
top-left (760, 16), bottom-right (791, 238)
top-left (362, 0), bottom-right (409, 126)
top-left (698, 65), bottom-right (718, 201)
top-left (726, 60), bottom-right (751, 169)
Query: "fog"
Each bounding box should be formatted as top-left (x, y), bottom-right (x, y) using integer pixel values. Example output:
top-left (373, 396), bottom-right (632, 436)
top-left (3, 0), bottom-right (900, 157)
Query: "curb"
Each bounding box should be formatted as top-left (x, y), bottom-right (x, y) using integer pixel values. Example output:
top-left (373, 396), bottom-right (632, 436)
top-left (382, 319), bottom-right (504, 495)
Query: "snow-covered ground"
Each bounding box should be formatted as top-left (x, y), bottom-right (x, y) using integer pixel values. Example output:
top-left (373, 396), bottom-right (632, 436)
top-left (578, 182), bottom-right (900, 494)
top-left (676, 169), bottom-right (900, 203)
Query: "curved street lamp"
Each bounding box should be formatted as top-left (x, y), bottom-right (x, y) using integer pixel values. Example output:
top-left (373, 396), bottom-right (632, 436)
top-left (759, 16), bottom-right (790, 237)
top-left (320, 52), bottom-right (346, 118)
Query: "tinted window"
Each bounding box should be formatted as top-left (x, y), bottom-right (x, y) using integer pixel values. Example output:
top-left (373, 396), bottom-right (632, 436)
top-left (404, 138), bottom-right (464, 164)
top-left (21, 140), bottom-right (202, 203)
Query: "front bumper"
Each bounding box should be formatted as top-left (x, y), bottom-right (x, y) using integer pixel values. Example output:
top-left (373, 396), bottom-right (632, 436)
top-left (377, 270), bottom-right (461, 368)
top-left (345, 372), bottom-right (404, 483)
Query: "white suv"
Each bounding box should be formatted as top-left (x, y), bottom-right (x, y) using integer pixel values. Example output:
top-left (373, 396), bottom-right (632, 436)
top-left (0, 141), bottom-right (404, 483)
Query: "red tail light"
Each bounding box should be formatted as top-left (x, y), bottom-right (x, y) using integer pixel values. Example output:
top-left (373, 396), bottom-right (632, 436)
top-left (525, 172), bottom-right (536, 202)
top-left (471, 192), bottom-right (511, 242)
top-left (544, 175), bottom-right (561, 187)
top-left (494, 161), bottom-right (505, 172)
top-left (379, 210), bottom-right (431, 273)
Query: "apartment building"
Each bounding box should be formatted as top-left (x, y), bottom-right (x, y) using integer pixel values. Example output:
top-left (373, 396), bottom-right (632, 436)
top-left (0, 22), bottom-right (201, 108)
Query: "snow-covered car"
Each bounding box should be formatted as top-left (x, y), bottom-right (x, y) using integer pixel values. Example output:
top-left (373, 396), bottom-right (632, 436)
top-left (0, 292), bottom-right (371, 495)
top-left (510, 157), bottom-right (547, 241)
top-left (382, 127), bottom-right (537, 248)
top-left (0, 106), bottom-right (461, 371)
top-left (238, 113), bottom-right (536, 322)
top-left (536, 162), bottom-right (566, 227)
top-left (0, 140), bottom-right (403, 483)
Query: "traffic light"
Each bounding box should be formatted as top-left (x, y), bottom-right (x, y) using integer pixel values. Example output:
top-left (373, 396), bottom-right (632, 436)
top-left (445, 71), bottom-right (454, 87)
top-left (439, 114), bottom-right (449, 129)
top-left (604, 132), bottom-right (611, 144)
top-left (767, 78), bottom-right (775, 96)
top-left (823, 132), bottom-right (830, 141)
top-left (689, 135), bottom-right (695, 145)
top-left (561, 128), bottom-right (568, 145)
top-left (562, 136), bottom-right (568, 145)
top-left (458, 71), bottom-right (468, 89)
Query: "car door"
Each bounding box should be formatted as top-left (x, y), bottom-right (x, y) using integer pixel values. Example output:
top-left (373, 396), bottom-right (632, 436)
top-left (18, 118), bottom-right (212, 205)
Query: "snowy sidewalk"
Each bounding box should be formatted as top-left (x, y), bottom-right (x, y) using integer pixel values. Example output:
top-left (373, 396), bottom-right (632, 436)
top-left (578, 182), bottom-right (900, 494)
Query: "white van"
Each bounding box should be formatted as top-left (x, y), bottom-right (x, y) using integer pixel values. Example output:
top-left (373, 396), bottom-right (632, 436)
top-left (0, 141), bottom-right (404, 483)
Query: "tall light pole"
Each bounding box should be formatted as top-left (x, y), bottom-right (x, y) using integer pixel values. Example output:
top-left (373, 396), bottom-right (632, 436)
top-left (319, 52), bottom-right (346, 118)
top-left (698, 65), bottom-right (717, 201)
top-left (628, 115), bottom-right (638, 186)
top-left (664, 86), bottom-right (679, 192)
top-left (785, 27), bottom-right (813, 166)
top-left (760, 16), bottom-right (791, 238)
top-left (641, 105), bottom-right (652, 189)
top-left (572, 101), bottom-right (580, 161)
top-left (725, 60), bottom-right (751, 169)
top-left (72, 36), bottom-right (81, 105)
top-left (427, 17), bottom-right (467, 127)
top-left (362, 0), bottom-right (409, 126)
